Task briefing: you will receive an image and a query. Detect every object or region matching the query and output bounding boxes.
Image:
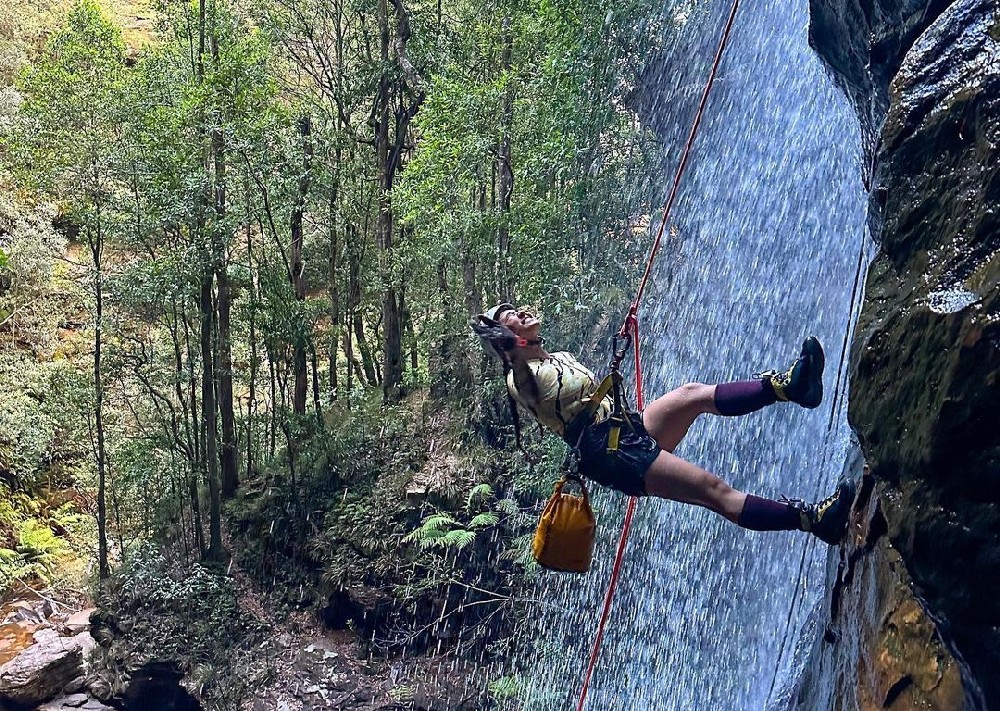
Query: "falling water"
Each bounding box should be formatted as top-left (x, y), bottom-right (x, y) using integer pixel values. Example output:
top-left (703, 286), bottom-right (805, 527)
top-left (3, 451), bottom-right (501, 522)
top-left (506, 0), bottom-right (870, 708)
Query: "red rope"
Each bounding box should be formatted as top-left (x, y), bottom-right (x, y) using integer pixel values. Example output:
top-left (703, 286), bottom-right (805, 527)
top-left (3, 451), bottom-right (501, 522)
top-left (576, 0), bottom-right (742, 707)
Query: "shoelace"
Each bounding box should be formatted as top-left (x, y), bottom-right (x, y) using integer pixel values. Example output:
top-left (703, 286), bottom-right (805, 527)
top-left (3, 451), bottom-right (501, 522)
top-left (778, 495), bottom-right (813, 530)
top-left (751, 367), bottom-right (792, 385)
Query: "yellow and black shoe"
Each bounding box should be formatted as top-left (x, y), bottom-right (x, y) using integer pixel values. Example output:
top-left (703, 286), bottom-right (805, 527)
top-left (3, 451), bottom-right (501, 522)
top-left (758, 336), bottom-right (825, 409)
top-left (784, 480), bottom-right (856, 545)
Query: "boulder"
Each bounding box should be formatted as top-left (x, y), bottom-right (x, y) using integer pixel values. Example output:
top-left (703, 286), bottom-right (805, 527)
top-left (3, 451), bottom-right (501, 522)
top-left (37, 696), bottom-right (114, 711)
top-left (37, 692), bottom-right (89, 709)
top-left (62, 608), bottom-right (96, 635)
top-left (0, 631), bottom-right (96, 706)
top-left (6, 601), bottom-right (45, 625)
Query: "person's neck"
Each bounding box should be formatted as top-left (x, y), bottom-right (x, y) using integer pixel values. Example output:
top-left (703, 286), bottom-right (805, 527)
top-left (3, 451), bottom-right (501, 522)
top-left (515, 344), bottom-right (549, 361)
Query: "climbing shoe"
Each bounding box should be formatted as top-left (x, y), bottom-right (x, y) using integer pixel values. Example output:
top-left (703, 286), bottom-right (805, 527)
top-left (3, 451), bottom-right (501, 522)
top-left (758, 336), bottom-right (825, 409)
top-left (784, 479), bottom-right (856, 545)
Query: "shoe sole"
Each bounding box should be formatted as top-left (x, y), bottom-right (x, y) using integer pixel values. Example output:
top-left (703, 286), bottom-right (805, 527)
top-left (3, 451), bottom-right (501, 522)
top-left (800, 336), bottom-right (825, 409)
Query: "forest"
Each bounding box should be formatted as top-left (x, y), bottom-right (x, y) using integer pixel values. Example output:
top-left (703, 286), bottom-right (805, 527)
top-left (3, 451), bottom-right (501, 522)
top-left (0, 0), bottom-right (664, 706)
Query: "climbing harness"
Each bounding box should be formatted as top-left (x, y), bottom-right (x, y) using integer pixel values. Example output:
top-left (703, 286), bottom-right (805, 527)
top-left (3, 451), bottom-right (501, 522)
top-left (604, 333), bottom-right (638, 454)
top-left (574, 0), bottom-right (744, 707)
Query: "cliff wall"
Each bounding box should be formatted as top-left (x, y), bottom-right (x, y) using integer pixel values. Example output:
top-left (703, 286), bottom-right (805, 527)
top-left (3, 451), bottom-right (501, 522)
top-left (805, 0), bottom-right (1000, 707)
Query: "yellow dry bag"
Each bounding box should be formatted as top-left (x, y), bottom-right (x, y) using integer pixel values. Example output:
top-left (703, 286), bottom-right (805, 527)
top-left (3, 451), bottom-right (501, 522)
top-left (532, 476), bottom-right (596, 573)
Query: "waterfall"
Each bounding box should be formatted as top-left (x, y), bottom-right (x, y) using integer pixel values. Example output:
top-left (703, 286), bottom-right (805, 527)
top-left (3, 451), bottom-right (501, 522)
top-left (506, 0), bottom-right (870, 707)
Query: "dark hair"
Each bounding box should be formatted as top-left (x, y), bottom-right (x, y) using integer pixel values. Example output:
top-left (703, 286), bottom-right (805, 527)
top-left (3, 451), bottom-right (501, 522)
top-left (469, 319), bottom-right (519, 356)
top-left (470, 319), bottom-right (540, 450)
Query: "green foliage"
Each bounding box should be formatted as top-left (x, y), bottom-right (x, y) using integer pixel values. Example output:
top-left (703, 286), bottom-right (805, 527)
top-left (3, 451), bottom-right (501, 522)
top-left (0, 0), bottom-right (662, 698)
top-left (0, 195), bottom-right (77, 351)
top-left (15, 518), bottom-right (68, 569)
top-left (0, 352), bottom-right (92, 490)
top-left (403, 513), bottom-right (459, 550)
top-left (14, 0), bottom-right (128, 210)
top-left (396, 0), bottom-right (662, 354)
top-left (0, 483), bottom-right (90, 589)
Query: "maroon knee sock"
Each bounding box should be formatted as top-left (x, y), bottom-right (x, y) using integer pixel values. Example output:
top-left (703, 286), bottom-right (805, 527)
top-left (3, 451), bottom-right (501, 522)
top-left (714, 379), bottom-right (776, 416)
top-left (737, 495), bottom-right (802, 531)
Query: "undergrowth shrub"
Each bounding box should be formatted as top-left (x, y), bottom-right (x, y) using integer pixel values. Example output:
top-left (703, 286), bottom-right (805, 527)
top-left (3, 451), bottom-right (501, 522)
top-left (228, 390), bottom-right (566, 663)
top-left (0, 482), bottom-right (90, 589)
top-left (0, 352), bottom-right (91, 491)
top-left (95, 543), bottom-right (270, 711)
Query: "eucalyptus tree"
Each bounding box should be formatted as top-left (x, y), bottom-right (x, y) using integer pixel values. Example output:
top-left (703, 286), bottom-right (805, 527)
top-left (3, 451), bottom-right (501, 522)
top-left (396, 0), bottom-right (662, 382)
top-left (111, 0), bottom-right (289, 559)
top-left (269, 0), bottom-right (433, 404)
top-left (14, 0), bottom-right (129, 580)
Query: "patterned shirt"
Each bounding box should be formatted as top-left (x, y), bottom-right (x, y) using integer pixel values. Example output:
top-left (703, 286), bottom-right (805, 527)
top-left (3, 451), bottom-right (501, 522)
top-left (506, 351), bottom-right (612, 437)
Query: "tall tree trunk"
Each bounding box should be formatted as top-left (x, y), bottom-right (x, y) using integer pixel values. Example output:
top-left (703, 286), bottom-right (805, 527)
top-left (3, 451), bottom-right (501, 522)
top-left (212, 31), bottom-right (237, 499)
top-left (245, 172), bottom-right (258, 485)
top-left (267, 342), bottom-right (277, 457)
top-left (347, 236), bottom-right (378, 385)
top-left (399, 279), bottom-right (416, 373)
top-left (217, 265), bottom-right (237, 498)
top-left (328, 154), bottom-right (340, 403)
top-left (290, 115), bottom-right (313, 414)
top-left (496, 17), bottom-right (515, 299)
top-left (197, 0), bottom-right (223, 560)
top-left (169, 302), bottom-right (194, 463)
top-left (200, 274), bottom-right (223, 560)
top-left (353, 313), bottom-right (378, 386)
top-left (463, 238), bottom-right (482, 415)
top-left (90, 217), bottom-right (109, 581)
top-left (376, 0), bottom-right (403, 402)
top-left (310, 341), bottom-right (323, 424)
top-left (181, 302), bottom-right (204, 554)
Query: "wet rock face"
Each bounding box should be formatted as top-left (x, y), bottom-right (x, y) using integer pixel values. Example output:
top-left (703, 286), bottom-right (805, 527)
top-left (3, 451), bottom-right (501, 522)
top-left (808, 0), bottom-right (954, 131)
top-left (790, 481), bottom-right (965, 711)
top-left (820, 0), bottom-right (1000, 703)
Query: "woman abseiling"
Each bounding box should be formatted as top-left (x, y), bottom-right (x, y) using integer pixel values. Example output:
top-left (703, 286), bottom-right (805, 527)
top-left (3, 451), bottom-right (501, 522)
top-left (471, 303), bottom-right (856, 544)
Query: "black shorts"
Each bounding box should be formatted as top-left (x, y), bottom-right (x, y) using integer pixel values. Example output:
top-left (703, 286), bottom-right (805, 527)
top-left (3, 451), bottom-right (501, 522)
top-left (568, 413), bottom-right (661, 497)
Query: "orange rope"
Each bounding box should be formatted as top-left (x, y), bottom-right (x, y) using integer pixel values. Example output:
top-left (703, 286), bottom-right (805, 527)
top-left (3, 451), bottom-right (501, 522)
top-left (576, 0), bottom-right (743, 707)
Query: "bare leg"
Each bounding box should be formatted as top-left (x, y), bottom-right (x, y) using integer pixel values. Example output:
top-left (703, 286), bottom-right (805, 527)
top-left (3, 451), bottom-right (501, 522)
top-left (643, 450), bottom-right (747, 523)
top-left (641, 382), bottom-right (719, 452)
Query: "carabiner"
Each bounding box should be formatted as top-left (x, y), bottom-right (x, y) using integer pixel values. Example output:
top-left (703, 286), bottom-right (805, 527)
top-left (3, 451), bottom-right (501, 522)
top-left (610, 332), bottom-right (631, 370)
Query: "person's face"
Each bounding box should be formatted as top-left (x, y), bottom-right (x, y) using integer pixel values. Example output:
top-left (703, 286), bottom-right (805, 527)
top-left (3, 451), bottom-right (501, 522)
top-left (499, 307), bottom-right (541, 341)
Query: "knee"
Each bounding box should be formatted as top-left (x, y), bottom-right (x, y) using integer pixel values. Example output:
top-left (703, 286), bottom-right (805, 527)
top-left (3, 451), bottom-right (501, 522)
top-left (679, 381), bottom-right (705, 394)
top-left (678, 382), bottom-right (713, 407)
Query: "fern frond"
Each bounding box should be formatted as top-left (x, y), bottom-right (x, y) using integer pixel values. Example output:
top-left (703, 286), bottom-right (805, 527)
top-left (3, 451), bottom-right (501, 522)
top-left (403, 526), bottom-right (448, 546)
top-left (469, 512), bottom-right (499, 529)
top-left (466, 483), bottom-right (494, 510)
top-left (417, 513), bottom-right (458, 532)
top-left (442, 529), bottom-right (476, 550)
top-left (495, 498), bottom-right (520, 515)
